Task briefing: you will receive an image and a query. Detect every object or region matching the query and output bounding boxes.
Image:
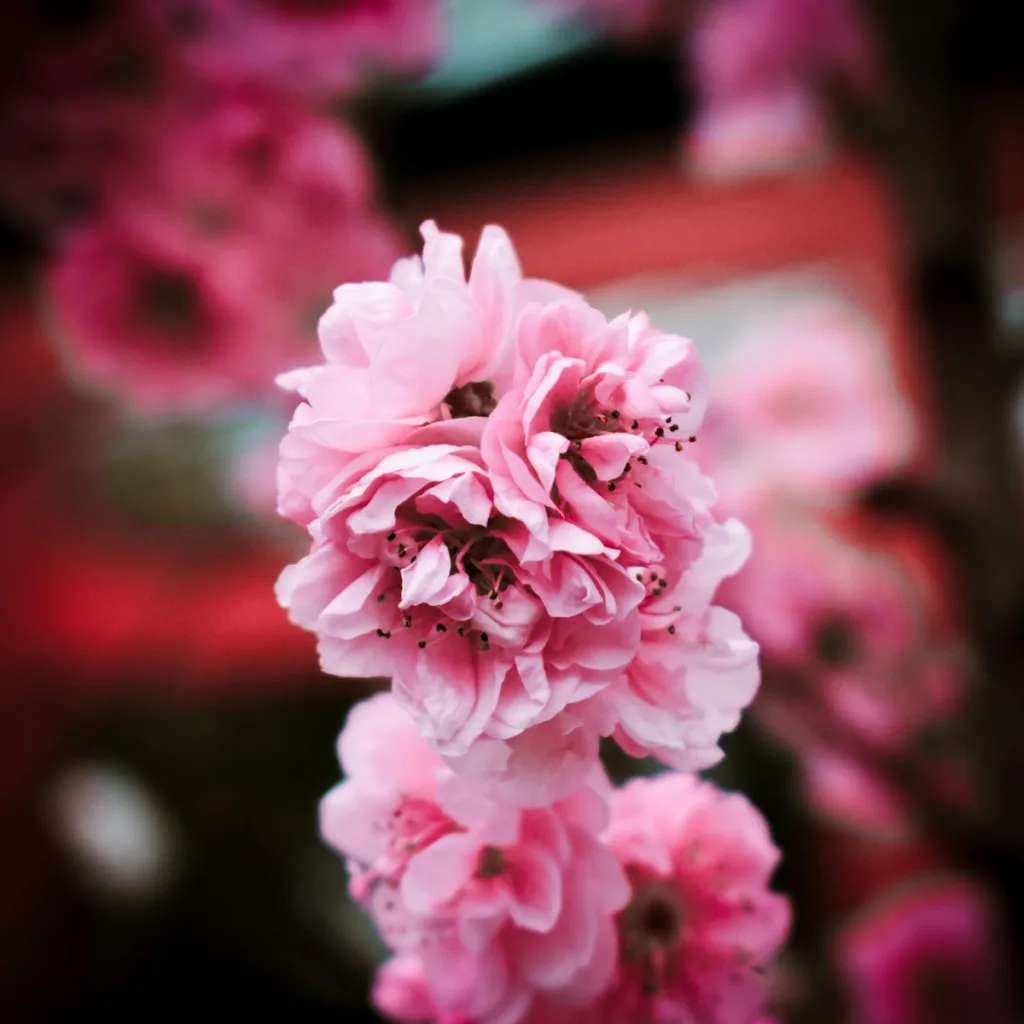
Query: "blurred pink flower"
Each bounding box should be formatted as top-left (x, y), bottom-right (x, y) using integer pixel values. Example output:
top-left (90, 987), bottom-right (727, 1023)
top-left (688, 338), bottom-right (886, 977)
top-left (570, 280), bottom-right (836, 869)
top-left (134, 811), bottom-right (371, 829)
top-left (48, 83), bottom-right (400, 413)
top-left (684, 86), bottom-right (829, 183)
top-left (277, 440), bottom-right (646, 804)
top-left (277, 220), bottom-right (576, 526)
top-left (176, 0), bottom-right (446, 97)
top-left (699, 300), bottom-right (914, 514)
top-left (722, 508), bottom-right (968, 831)
top-left (322, 693), bottom-right (629, 1024)
top-left (685, 0), bottom-right (875, 179)
top-left (835, 878), bottom-right (1010, 1024)
top-left (481, 299), bottom-right (708, 562)
top-left (593, 772), bottom-right (791, 1024)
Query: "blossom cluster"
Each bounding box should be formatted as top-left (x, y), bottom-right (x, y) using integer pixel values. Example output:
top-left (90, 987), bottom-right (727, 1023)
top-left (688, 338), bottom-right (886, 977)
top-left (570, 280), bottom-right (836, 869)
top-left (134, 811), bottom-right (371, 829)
top-left (6, 0), bottom-right (443, 413)
top-left (323, 693), bottom-right (790, 1023)
top-left (276, 222), bottom-right (790, 1020)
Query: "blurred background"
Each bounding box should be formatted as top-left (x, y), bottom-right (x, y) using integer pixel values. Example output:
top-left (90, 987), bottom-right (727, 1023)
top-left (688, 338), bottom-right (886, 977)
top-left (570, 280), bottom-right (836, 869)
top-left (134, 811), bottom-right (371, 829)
top-left (2, 0), bottom-right (1023, 1020)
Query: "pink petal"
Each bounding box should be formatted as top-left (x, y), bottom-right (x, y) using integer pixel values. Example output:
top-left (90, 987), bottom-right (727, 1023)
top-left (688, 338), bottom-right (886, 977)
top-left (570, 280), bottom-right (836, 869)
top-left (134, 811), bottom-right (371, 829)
top-left (400, 536), bottom-right (453, 608)
top-left (504, 843), bottom-right (563, 932)
top-left (400, 833), bottom-right (481, 915)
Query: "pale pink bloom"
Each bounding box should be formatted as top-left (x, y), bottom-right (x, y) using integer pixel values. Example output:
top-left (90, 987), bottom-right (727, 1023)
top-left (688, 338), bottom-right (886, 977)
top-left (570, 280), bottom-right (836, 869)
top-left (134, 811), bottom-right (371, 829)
top-left (278, 441), bottom-right (646, 803)
top-left (835, 878), bottom-right (1010, 1024)
top-left (175, 0), bottom-right (446, 97)
top-left (593, 772), bottom-right (791, 1024)
top-left (481, 298), bottom-right (708, 563)
top-left (277, 220), bottom-right (576, 527)
top-left (699, 300), bottom-right (915, 514)
top-left (48, 85), bottom-right (400, 413)
top-left (278, 221), bottom-right (760, 797)
top-left (321, 693), bottom-right (629, 1024)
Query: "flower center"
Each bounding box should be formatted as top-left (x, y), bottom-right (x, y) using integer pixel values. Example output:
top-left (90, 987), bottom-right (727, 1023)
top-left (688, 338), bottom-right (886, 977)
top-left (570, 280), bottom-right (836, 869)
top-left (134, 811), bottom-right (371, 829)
top-left (444, 527), bottom-right (515, 598)
top-left (619, 876), bottom-right (683, 995)
top-left (911, 959), bottom-right (977, 1024)
top-left (812, 614), bottom-right (860, 668)
top-left (475, 846), bottom-right (507, 879)
top-left (444, 381), bottom-right (497, 419)
top-left (135, 267), bottom-right (208, 349)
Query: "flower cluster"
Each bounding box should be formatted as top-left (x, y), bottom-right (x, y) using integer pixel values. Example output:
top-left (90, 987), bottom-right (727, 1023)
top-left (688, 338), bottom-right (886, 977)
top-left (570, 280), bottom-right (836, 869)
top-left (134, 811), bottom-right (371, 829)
top-left (277, 220), bottom-right (759, 804)
top-left (323, 693), bottom-right (790, 1024)
top-left (10, 0), bottom-right (443, 413)
top-left (278, 222), bottom-right (789, 1021)
top-left (49, 76), bottom-right (401, 412)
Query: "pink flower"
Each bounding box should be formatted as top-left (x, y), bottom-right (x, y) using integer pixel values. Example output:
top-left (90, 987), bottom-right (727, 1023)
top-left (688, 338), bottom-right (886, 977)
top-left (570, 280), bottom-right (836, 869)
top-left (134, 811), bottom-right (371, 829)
top-left (594, 773), bottom-right (791, 1024)
top-left (321, 693), bottom-right (630, 1024)
top-left (48, 83), bottom-right (400, 413)
top-left (724, 507), bottom-right (968, 831)
top-left (729, 511), bottom-right (961, 745)
top-left (684, 0), bottom-right (875, 180)
top-left (481, 298), bottom-right (708, 563)
top-left (699, 300), bottom-right (915, 513)
top-left (277, 219), bottom-right (575, 526)
top-left (277, 221), bottom-right (760, 799)
top-left (278, 440), bottom-right (646, 803)
top-left (176, 0), bottom-right (446, 97)
top-left (835, 878), bottom-right (1010, 1024)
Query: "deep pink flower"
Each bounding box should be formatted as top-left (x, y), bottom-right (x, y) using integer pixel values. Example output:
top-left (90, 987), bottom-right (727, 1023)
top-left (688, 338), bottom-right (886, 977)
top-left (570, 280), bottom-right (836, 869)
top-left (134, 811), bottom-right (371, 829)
top-left (277, 219), bottom-right (576, 526)
top-left (698, 299), bottom-right (915, 513)
top-left (278, 440), bottom-right (646, 803)
top-left (835, 878), bottom-right (1010, 1024)
top-left (48, 84), bottom-right (400, 413)
top-left (176, 0), bottom-right (446, 97)
top-left (591, 772), bottom-right (791, 1024)
top-left (321, 693), bottom-right (630, 1024)
top-left (481, 298), bottom-right (708, 563)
